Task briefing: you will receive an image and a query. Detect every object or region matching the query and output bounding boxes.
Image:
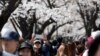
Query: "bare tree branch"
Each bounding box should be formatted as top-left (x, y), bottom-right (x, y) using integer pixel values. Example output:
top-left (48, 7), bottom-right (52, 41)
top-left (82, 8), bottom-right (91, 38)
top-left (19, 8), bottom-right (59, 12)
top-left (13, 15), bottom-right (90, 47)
top-left (47, 0), bottom-right (53, 9)
top-left (47, 22), bottom-right (67, 40)
top-left (0, 0), bottom-right (21, 31)
top-left (35, 17), bottom-right (56, 34)
top-left (76, 1), bottom-right (99, 36)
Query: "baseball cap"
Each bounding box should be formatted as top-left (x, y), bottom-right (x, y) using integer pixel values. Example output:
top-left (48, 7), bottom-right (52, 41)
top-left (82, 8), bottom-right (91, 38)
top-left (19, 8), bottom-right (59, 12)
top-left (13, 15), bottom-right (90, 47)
top-left (1, 28), bottom-right (19, 41)
top-left (34, 38), bottom-right (41, 44)
top-left (18, 42), bottom-right (33, 51)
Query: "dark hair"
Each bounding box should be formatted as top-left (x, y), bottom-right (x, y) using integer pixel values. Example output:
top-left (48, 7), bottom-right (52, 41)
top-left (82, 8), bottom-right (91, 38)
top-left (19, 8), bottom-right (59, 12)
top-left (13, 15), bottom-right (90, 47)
top-left (62, 38), bottom-right (66, 44)
top-left (88, 35), bottom-right (100, 56)
top-left (76, 44), bottom-right (85, 55)
top-left (57, 36), bottom-right (63, 43)
top-left (52, 40), bottom-right (58, 46)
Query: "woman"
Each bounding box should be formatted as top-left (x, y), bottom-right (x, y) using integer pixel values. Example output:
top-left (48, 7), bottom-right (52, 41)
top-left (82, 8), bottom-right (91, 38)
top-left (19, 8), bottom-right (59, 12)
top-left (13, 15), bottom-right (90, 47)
top-left (32, 38), bottom-right (43, 56)
top-left (88, 34), bottom-right (100, 56)
top-left (18, 41), bottom-right (33, 56)
top-left (56, 38), bottom-right (67, 56)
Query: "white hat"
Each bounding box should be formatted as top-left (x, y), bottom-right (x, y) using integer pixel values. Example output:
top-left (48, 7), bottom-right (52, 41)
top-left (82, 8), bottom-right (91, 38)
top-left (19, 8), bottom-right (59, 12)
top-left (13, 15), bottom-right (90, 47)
top-left (91, 30), bottom-right (100, 39)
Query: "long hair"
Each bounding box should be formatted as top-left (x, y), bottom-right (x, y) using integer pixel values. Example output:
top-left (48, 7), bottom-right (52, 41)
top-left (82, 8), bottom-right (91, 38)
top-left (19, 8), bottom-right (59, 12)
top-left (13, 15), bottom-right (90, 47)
top-left (88, 35), bottom-right (100, 56)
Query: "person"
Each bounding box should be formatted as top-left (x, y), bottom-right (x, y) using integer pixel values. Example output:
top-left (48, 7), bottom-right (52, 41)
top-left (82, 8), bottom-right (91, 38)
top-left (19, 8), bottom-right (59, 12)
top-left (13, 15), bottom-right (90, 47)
top-left (32, 38), bottom-right (43, 56)
top-left (83, 30), bottom-right (100, 56)
top-left (82, 36), bottom-right (94, 56)
top-left (1, 28), bottom-right (20, 56)
top-left (0, 34), bottom-right (3, 55)
top-left (88, 33), bottom-right (100, 56)
top-left (56, 36), bottom-right (63, 48)
top-left (41, 35), bottom-right (51, 56)
top-left (18, 41), bottom-right (33, 56)
top-left (51, 40), bottom-right (58, 56)
top-left (56, 38), bottom-right (65, 56)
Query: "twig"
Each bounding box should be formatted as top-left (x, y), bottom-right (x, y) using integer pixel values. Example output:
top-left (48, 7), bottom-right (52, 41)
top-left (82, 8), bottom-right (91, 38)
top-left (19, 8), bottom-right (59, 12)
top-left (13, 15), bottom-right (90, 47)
top-left (12, 17), bottom-right (21, 30)
top-left (10, 19), bottom-right (20, 35)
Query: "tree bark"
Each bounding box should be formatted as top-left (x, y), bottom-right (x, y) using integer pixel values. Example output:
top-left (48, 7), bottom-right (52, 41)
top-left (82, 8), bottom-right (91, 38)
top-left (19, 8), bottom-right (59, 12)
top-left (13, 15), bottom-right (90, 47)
top-left (0, 0), bottom-right (21, 31)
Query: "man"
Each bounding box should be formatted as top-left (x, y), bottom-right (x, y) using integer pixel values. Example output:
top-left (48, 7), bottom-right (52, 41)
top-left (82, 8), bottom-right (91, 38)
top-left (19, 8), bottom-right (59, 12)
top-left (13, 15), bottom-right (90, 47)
top-left (18, 41), bottom-right (33, 56)
top-left (1, 28), bottom-right (20, 56)
top-left (41, 35), bottom-right (51, 56)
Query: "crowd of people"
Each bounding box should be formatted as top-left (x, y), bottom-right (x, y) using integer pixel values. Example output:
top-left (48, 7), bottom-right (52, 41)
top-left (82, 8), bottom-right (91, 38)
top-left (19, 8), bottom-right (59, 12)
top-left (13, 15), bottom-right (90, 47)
top-left (0, 28), bottom-right (100, 56)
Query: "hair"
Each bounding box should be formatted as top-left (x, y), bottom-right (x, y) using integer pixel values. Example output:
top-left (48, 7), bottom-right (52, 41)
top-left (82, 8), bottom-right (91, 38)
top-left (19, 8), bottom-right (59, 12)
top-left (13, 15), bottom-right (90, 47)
top-left (76, 44), bottom-right (85, 55)
top-left (88, 35), bottom-right (100, 56)
top-left (57, 36), bottom-right (63, 44)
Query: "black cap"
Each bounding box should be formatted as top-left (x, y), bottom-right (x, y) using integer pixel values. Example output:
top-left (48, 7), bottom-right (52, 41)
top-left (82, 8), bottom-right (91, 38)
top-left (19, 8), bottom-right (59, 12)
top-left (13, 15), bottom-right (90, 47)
top-left (18, 42), bottom-right (33, 51)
